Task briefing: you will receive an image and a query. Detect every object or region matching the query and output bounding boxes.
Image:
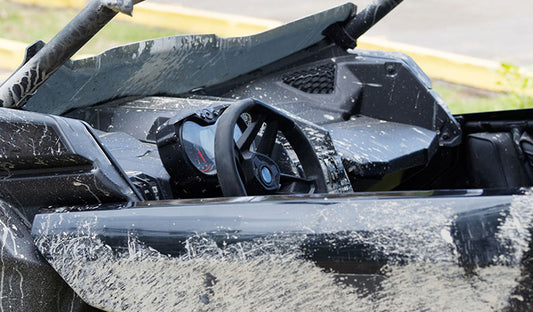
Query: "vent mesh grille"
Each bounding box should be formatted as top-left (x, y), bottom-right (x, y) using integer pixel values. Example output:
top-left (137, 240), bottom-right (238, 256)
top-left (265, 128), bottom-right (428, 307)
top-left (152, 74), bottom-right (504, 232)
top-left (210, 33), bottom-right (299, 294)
top-left (282, 64), bottom-right (336, 94)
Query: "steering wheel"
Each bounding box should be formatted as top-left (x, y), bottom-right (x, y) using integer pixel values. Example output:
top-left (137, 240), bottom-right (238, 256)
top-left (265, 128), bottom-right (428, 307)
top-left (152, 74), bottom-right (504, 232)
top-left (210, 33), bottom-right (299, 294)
top-left (214, 98), bottom-right (327, 197)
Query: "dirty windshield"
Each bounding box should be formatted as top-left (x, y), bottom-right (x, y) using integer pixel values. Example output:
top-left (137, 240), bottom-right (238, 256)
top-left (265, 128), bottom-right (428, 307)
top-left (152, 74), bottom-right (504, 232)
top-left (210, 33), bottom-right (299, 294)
top-left (21, 3), bottom-right (354, 115)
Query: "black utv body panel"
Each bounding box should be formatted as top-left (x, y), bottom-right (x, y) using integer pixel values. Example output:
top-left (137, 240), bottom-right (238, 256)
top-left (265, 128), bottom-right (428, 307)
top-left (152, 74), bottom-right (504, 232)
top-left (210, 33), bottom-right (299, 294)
top-left (0, 109), bottom-right (140, 213)
top-left (0, 0), bottom-right (531, 311)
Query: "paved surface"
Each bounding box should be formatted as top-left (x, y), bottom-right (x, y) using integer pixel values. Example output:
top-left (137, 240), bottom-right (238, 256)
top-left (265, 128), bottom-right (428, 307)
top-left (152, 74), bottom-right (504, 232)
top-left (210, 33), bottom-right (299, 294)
top-left (158, 0), bottom-right (533, 70)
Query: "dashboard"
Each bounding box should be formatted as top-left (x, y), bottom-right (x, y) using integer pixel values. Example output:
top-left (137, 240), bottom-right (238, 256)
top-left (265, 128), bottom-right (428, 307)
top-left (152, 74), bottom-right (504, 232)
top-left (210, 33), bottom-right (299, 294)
top-left (66, 96), bottom-right (353, 200)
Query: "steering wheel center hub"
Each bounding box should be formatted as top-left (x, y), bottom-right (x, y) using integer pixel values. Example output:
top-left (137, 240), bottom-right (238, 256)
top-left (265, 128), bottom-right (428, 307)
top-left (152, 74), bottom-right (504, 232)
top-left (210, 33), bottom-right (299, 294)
top-left (249, 153), bottom-right (280, 191)
top-left (261, 166), bottom-right (273, 184)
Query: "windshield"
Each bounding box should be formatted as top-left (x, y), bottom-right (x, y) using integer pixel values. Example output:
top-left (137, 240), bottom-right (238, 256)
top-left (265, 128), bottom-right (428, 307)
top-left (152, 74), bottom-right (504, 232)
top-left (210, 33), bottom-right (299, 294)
top-left (20, 3), bottom-right (355, 115)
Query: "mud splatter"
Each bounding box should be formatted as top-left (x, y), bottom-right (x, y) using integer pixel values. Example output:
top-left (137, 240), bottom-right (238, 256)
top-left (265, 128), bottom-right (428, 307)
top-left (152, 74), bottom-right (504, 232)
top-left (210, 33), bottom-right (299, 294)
top-left (34, 193), bottom-right (533, 311)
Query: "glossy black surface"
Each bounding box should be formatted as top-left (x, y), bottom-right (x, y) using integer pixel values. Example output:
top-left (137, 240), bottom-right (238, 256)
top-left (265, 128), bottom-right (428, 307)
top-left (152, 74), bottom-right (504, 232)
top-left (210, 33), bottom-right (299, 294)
top-left (0, 0), bottom-right (533, 310)
top-left (33, 189), bottom-right (522, 264)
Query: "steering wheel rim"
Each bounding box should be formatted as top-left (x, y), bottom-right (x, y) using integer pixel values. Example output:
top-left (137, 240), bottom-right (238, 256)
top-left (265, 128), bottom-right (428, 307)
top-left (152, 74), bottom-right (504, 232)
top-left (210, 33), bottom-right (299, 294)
top-left (214, 98), bottom-right (327, 197)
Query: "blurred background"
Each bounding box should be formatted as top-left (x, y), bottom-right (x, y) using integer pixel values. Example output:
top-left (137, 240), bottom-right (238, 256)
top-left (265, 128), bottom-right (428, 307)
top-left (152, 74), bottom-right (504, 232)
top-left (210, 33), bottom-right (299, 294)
top-left (157, 0), bottom-right (533, 69)
top-left (1, 0), bottom-right (532, 113)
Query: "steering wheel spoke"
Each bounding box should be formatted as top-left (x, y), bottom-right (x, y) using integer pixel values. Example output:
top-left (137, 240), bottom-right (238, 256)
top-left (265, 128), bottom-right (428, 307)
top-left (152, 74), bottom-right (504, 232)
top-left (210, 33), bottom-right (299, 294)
top-left (236, 113), bottom-right (266, 152)
top-left (236, 150), bottom-right (258, 185)
top-left (256, 118), bottom-right (279, 156)
top-left (280, 173), bottom-right (317, 193)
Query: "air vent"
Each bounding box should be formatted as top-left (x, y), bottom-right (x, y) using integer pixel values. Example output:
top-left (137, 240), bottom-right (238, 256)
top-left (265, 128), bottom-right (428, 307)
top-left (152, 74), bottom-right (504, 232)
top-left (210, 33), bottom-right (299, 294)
top-left (282, 64), bottom-right (336, 94)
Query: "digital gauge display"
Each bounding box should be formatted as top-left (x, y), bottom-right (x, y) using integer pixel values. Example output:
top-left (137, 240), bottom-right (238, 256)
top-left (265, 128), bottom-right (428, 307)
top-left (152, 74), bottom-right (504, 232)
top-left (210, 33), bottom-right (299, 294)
top-left (182, 120), bottom-right (242, 175)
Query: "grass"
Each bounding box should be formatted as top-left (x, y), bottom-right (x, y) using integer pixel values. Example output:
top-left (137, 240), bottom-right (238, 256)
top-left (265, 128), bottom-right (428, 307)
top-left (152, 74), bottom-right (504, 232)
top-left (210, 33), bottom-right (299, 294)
top-left (0, 0), bottom-right (179, 56)
top-left (433, 62), bottom-right (533, 114)
top-left (1, 0), bottom-right (532, 114)
top-left (432, 80), bottom-right (530, 114)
